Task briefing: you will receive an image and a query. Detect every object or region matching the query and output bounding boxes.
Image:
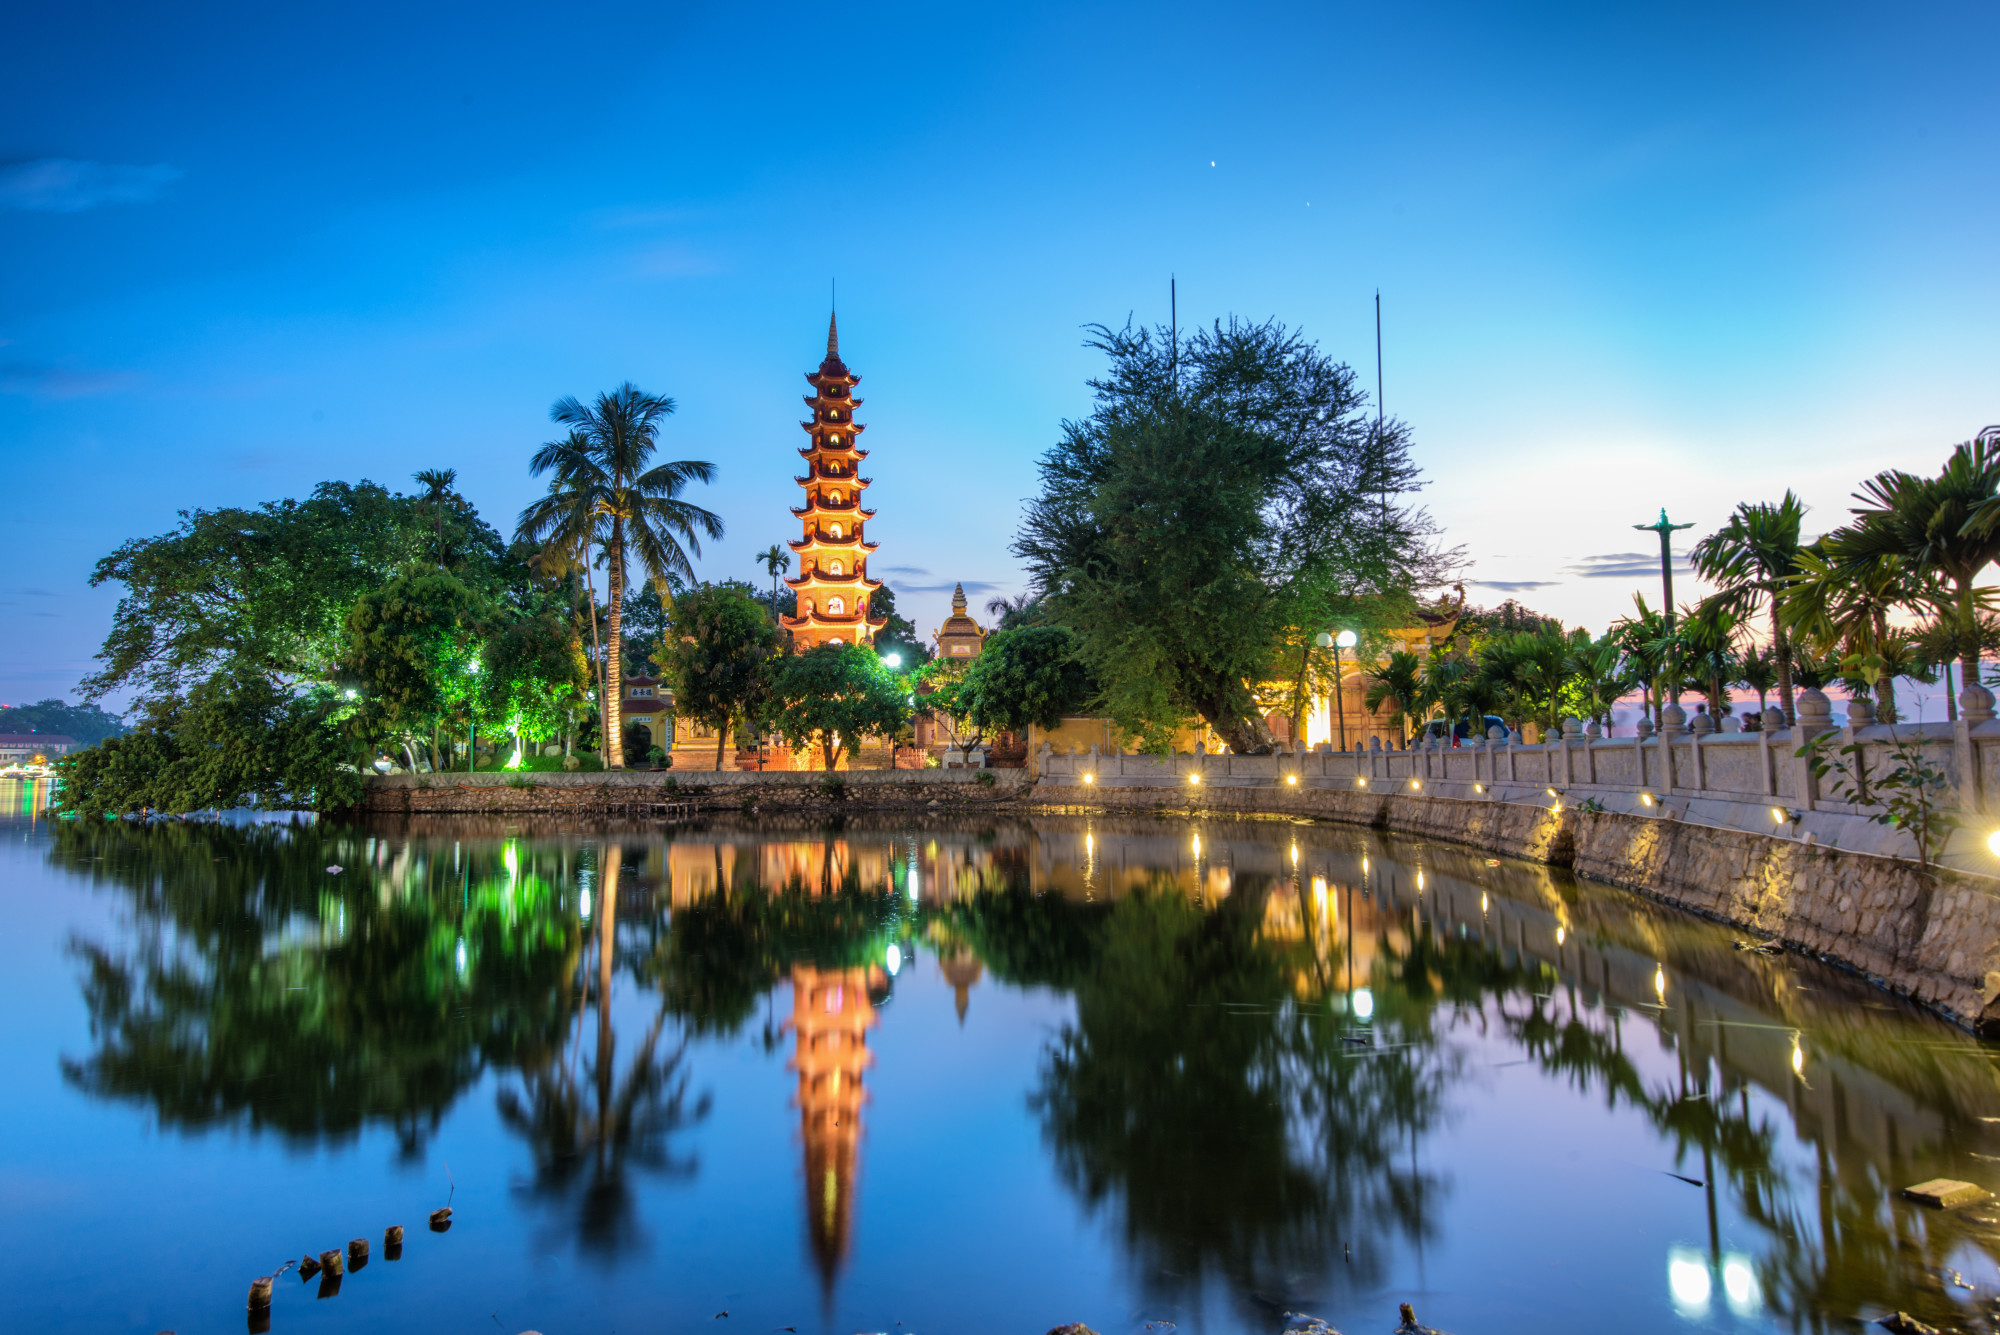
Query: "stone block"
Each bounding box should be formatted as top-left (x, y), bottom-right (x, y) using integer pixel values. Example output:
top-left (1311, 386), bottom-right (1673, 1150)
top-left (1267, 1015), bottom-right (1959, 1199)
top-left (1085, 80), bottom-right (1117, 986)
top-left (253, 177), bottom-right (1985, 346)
top-left (1903, 1179), bottom-right (1988, 1209)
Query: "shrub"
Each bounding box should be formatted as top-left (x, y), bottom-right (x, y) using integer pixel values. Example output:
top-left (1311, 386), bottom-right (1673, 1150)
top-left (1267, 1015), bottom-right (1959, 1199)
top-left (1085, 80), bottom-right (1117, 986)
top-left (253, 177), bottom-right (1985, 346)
top-left (975, 771), bottom-right (996, 788)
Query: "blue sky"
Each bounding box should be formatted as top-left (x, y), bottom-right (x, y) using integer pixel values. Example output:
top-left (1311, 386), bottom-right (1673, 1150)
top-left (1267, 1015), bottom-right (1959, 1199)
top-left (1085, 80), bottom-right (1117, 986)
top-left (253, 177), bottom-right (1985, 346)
top-left (3, 0), bottom-right (1996, 707)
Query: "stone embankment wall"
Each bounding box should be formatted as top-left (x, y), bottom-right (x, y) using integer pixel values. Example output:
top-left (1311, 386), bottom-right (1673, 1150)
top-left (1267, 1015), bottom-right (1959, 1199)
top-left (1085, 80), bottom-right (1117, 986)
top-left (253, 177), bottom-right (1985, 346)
top-left (361, 768), bottom-right (1032, 816)
top-left (1030, 779), bottom-right (2000, 1033)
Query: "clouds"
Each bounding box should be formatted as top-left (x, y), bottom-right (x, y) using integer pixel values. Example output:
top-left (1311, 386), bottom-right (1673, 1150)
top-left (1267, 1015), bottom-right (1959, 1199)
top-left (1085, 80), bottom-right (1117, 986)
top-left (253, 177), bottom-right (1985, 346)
top-left (0, 363), bottom-right (138, 398)
top-left (1562, 551), bottom-right (1694, 580)
top-left (0, 158), bottom-right (182, 212)
top-left (1469, 579), bottom-right (1559, 592)
top-left (892, 580), bottom-right (1003, 595)
top-left (881, 565), bottom-right (932, 577)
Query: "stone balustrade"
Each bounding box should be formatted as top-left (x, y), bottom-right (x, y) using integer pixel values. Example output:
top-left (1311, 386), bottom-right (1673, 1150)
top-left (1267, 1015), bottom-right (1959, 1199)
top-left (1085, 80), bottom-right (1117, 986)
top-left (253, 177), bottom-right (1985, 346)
top-left (1036, 685), bottom-right (2000, 877)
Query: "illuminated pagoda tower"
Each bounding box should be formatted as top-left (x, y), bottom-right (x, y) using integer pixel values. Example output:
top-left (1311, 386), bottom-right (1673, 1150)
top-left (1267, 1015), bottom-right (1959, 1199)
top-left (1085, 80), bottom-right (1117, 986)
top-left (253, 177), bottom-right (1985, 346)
top-left (782, 314), bottom-right (887, 651)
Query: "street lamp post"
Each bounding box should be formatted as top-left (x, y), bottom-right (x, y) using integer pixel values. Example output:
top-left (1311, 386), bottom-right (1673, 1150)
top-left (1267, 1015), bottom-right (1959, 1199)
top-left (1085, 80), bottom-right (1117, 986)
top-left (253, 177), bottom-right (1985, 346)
top-left (1316, 629), bottom-right (1359, 750)
top-left (1634, 509), bottom-right (1695, 708)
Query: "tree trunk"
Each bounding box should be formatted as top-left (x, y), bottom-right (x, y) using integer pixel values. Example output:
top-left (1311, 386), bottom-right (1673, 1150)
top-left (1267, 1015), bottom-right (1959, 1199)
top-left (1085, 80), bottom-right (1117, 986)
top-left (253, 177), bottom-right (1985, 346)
top-left (1873, 609), bottom-right (1899, 723)
top-left (604, 520), bottom-right (625, 769)
top-left (1771, 594), bottom-right (1797, 725)
top-left (715, 723), bottom-right (726, 772)
top-left (582, 536), bottom-right (606, 759)
top-left (597, 840), bottom-right (619, 1164)
top-left (1288, 641), bottom-right (1312, 744)
top-left (1959, 578), bottom-right (1981, 698)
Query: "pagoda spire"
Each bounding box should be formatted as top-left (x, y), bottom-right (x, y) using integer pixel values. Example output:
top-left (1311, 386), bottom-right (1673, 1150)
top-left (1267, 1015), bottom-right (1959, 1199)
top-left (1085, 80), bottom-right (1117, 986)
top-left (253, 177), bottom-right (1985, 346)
top-left (827, 310), bottom-right (839, 358)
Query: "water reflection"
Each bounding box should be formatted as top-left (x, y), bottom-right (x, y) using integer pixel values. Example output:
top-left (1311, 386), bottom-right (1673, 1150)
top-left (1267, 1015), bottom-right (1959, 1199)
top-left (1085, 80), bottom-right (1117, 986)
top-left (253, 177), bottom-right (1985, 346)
top-left (34, 807), bottom-right (2000, 1331)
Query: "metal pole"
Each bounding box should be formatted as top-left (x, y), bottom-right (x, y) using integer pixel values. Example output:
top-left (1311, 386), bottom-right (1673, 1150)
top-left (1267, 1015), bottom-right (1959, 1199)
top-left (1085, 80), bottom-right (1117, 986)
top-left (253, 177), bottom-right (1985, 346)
top-left (1334, 645), bottom-right (1347, 750)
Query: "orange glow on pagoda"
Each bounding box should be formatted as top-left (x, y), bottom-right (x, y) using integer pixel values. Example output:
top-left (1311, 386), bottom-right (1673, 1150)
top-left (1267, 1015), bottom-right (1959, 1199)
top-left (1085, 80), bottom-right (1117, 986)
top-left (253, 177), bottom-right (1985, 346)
top-left (783, 314), bottom-right (886, 651)
top-left (787, 962), bottom-right (881, 1284)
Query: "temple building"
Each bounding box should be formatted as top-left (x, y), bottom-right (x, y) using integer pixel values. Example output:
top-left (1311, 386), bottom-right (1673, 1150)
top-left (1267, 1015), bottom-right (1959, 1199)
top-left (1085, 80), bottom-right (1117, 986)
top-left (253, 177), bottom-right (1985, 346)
top-left (782, 316), bottom-right (886, 652)
top-left (931, 583), bottom-right (988, 659)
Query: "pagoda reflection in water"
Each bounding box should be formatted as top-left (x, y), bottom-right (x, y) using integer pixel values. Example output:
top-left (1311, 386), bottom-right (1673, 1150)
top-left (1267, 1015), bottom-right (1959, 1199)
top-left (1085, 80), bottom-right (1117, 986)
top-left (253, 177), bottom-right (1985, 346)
top-left (787, 962), bottom-right (886, 1284)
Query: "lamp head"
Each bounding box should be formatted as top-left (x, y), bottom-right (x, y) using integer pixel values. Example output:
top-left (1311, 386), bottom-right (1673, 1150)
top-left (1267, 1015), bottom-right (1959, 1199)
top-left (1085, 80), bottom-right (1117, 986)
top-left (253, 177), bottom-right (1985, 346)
top-left (1335, 630), bottom-right (1358, 649)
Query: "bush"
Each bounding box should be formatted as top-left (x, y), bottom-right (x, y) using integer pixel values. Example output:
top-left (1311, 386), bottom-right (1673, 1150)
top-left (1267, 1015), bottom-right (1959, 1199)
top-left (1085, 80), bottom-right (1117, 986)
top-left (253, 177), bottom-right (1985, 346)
top-left (822, 775), bottom-right (847, 801)
top-left (975, 771), bottom-right (997, 788)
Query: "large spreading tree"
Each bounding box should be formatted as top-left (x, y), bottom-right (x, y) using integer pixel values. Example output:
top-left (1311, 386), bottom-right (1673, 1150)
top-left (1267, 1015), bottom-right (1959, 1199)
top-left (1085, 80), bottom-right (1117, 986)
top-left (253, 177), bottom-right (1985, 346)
top-left (1014, 318), bottom-right (1450, 754)
top-left (659, 582), bottom-right (780, 770)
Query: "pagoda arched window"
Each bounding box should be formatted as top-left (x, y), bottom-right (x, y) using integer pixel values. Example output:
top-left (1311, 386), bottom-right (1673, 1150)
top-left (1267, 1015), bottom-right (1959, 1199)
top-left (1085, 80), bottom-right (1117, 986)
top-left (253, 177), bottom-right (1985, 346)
top-left (831, 490), bottom-right (843, 504)
top-left (829, 596), bottom-right (845, 615)
top-left (829, 523), bottom-right (843, 539)
top-left (829, 559), bottom-right (843, 575)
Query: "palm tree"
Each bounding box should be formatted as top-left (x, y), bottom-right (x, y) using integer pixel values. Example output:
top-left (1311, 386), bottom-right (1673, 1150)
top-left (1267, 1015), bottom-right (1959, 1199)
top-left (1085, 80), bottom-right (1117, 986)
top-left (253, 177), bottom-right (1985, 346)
top-left (1679, 598), bottom-right (1743, 724)
top-left (756, 544), bottom-right (791, 621)
top-left (1689, 492), bottom-right (1807, 724)
top-left (1735, 648), bottom-right (1778, 718)
top-left (413, 468), bottom-right (459, 566)
top-left (1784, 546), bottom-right (1929, 724)
top-left (986, 592), bottom-right (1040, 630)
top-left (1363, 651), bottom-right (1424, 747)
top-left (1613, 595), bottom-right (1672, 728)
top-left (517, 386), bottom-right (723, 769)
top-left (1833, 437), bottom-right (2000, 690)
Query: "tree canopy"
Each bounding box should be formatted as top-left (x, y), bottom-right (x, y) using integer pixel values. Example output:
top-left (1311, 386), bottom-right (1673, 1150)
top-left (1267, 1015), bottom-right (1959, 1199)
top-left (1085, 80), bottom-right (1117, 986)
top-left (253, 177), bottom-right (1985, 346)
top-left (1015, 317), bottom-right (1450, 754)
top-left (659, 582), bottom-right (780, 770)
top-left (769, 644), bottom-right (908, 770)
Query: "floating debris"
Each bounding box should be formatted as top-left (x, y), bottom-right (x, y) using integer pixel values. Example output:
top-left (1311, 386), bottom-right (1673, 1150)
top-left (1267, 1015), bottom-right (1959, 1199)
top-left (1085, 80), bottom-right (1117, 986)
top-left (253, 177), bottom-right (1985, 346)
top-left (386, 1224), bottom-right (404, 1259)
top-left (1947, 1268), bottom-right (1975, 1290)
top-left (1877, 1314), bottom-right (1941, 1335)
top-left (1904, 1179), bottom-right (1989, 1209)
top-left (1394, 1304), bottom-right (1446, 1335)
top-left (1732, 940), bottom-right (1783, 956)
top-left (1280, 1313), bottom-right (1339, 1335)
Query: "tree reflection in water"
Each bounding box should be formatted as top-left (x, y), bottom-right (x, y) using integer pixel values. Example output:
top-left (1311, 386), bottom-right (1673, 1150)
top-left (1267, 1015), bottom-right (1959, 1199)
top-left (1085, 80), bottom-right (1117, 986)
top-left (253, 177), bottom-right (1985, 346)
top-left (45, 813), bottom-right (2000, 1327)
top-left (51, 818), bottom-right (581, 1157)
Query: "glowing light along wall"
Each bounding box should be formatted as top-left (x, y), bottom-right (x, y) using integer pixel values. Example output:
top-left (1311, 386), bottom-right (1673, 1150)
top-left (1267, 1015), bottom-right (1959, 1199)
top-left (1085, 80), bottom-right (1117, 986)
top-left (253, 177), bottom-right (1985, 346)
top-left (782, 315), bottom-right (886, 651)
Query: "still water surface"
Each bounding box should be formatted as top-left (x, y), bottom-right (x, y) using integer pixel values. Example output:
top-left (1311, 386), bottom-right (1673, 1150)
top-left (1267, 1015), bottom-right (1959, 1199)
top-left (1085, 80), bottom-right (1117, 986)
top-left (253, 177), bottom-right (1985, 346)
top-left (5, 779), bottom-right (2000, 1334)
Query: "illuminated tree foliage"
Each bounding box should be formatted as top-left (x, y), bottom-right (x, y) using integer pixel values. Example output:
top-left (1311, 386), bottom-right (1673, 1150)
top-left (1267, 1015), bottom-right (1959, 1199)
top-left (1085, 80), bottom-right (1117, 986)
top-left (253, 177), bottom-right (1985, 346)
top-left (769, 643), bottom-right (908, 770)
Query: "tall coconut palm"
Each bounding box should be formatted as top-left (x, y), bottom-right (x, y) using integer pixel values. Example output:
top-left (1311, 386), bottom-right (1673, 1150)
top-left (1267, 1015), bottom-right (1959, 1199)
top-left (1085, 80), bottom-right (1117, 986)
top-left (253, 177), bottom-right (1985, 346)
top-left (525, 479), bottom-right (610, 735)
top-left (1834, 437), bottom-right (2000, 689)
top-left (1613, 595), bottom-right (1672, 728)
top-left (517, 386), bottom-right (723, 769)
top-left (413, 468), bottom-right (459, 566)
top-left (755, 544), bottom-right (791, 621)
top-left (1689, 491), bottom-right (1807, 724)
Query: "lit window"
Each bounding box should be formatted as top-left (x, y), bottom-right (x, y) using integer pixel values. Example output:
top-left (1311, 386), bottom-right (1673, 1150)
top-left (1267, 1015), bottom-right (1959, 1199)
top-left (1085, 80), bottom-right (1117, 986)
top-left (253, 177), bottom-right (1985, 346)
top-left (831, 490), bottom-right (843, 504)
top-left (830, 524), bottom-right (843, 539)
top-left (829, 560), bottom-right (843, 575)
top-left (829, 597), bottom-right (845, 614)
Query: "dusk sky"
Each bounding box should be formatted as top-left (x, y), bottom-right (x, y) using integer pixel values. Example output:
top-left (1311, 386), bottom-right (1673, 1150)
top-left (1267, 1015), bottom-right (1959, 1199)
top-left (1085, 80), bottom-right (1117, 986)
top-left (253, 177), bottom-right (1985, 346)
top-left (4, 1), bottom-right (1996, 710)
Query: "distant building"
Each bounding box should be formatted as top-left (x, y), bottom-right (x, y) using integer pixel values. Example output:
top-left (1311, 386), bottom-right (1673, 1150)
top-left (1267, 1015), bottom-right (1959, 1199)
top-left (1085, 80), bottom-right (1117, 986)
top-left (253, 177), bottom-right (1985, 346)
top-left (0, 734), bottom-right (77, 763)
top-left (931, 584), bottom-right (988, 659)
top-left (620, 675), bottom-right (671, 758)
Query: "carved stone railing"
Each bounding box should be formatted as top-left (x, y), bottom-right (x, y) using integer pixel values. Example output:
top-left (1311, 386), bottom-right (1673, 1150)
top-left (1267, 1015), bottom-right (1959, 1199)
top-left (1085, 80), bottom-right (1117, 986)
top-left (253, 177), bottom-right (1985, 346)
top-left (1034, 687), bottom-right (2000, 876)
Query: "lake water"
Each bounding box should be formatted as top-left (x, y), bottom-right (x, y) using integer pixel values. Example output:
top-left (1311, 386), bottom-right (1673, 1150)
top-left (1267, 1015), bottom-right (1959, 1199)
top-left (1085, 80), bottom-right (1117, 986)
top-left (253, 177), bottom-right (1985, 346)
top-left (5, 778), bottom-right (2000, 1335)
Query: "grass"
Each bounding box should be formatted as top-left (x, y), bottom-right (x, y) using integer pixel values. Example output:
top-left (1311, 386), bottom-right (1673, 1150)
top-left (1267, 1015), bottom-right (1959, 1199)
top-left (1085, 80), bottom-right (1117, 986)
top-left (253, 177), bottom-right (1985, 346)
top-left (456, 753), bottom-right (606, 774)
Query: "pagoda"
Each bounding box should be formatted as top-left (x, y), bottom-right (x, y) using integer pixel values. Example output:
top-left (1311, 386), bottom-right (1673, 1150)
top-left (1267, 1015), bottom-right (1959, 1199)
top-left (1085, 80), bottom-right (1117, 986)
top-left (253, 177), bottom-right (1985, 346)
top-left (782, 315), bottom-right (886, 651)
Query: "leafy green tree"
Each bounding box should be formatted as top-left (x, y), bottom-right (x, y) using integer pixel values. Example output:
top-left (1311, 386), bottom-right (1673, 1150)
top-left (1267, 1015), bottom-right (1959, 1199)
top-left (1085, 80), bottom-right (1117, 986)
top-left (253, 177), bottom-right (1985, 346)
top-left (517, 387), bottom-right (724, 769)
top-left (342, 568), bottom-right (490, 767)
top-left (55, 672), bottom-right (362, 817)
top-left (769, 644), bottom-right (907, 770)
top-left (1015, 318), bottom-right (1449, 754)
top-left (1690, 492), bottom-right (1808, 724)
top-left (481, 608), bottom-right (592, 754)
top-left (957, 625), bottom-right (1095, 744)
top-left (660, 583), bottom-right (780, 770)
top-left (82, 481), bottom-right (450, 706)
top-left (0, 698), bottom-right (125, 744)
